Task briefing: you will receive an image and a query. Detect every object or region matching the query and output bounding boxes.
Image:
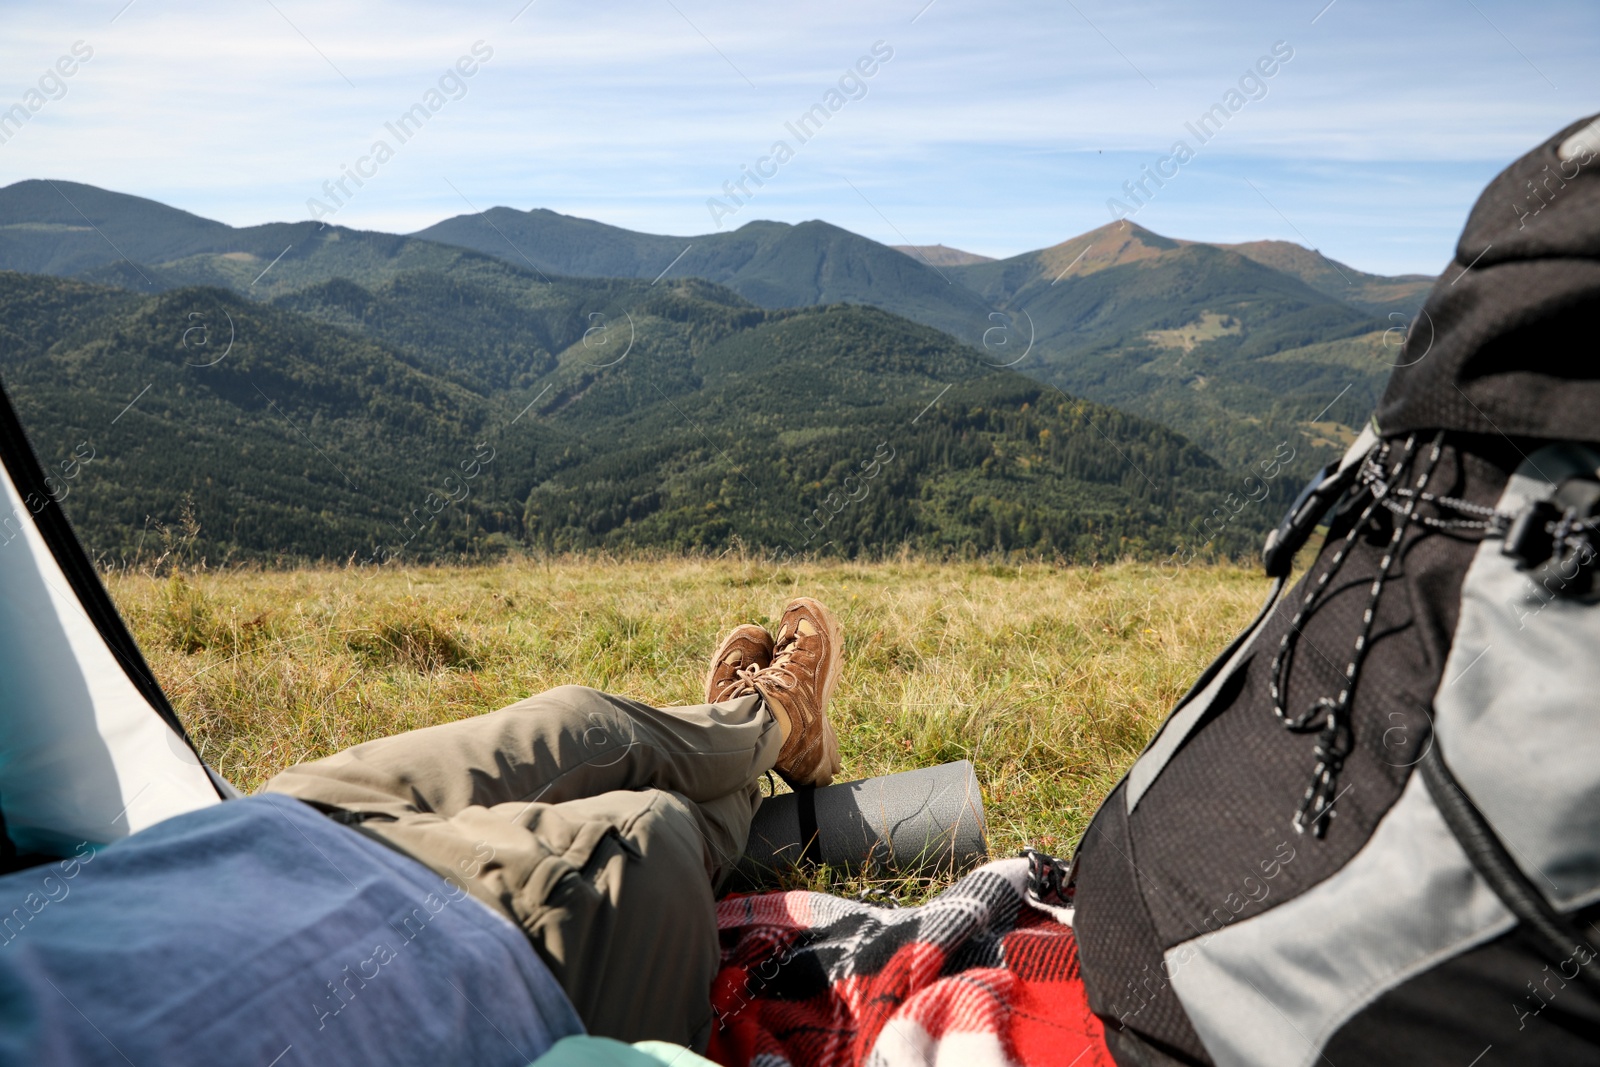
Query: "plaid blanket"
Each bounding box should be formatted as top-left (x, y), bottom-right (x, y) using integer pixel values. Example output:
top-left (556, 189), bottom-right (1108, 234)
top-left (706, 858), bottom-right (1113, 1067)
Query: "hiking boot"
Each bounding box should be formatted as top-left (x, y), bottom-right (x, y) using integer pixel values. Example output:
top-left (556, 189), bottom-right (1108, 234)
top-left (705, 624), bottom-right (775, 704)
top-left (725, 598), bottom-right (843, 788)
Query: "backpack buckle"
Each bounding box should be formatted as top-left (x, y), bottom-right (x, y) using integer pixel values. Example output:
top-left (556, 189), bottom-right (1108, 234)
top-left (1502, 477), bottom-right (1600, 598)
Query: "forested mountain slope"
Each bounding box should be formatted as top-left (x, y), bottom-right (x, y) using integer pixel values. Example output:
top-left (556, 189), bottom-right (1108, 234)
top-left (1, 270), bottom-right (1259, 565)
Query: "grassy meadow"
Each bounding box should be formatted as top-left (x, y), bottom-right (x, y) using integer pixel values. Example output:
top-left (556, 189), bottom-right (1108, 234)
top-left (109, 557), bottom-right (1265, 893)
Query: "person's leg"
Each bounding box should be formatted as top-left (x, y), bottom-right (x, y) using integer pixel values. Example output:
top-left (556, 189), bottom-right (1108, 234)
top-left (264, 599), bottom-right (841, 1047)
top-left (266, 683), bottom-right (781, 818)
top-left (345, 783), bottom-right (741, 1046)
top-left (267, 684), bottom-right (782, 1047)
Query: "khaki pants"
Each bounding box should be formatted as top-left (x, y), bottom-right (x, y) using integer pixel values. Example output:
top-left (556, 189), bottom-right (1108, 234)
top-left (265, 684), bottom-right (783, 1049)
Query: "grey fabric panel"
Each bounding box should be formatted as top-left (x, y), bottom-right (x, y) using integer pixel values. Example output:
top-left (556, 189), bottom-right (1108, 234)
top-left (1434, 442), bottom-right (1600, 909)
top-left (1125, 425), bottom-right (1380, 813)
top-left (1165, 773), bottom-right (1514, 1067)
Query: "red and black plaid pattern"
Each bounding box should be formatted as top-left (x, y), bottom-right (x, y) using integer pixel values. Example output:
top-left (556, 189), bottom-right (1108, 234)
top-left (707, 859), bottom-right (1113, 1067)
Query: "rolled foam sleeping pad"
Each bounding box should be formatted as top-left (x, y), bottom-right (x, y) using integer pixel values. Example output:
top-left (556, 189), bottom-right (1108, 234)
top-left (731, 759), bottom-right (987, 888)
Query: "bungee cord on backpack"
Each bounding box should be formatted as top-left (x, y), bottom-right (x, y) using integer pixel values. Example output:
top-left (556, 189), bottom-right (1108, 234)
top-left (1266, 428), bottom-right (1600, 838)
top-left (1268, 432), bottom-right (1444, 837)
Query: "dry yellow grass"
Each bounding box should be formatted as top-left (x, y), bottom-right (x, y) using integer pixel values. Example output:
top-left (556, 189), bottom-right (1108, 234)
top-left (108, 558), bottom-right (1265, 887)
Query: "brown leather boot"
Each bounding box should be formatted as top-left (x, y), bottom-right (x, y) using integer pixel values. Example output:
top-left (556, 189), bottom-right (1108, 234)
top-left (705, 624), bottom-right (775, 703)
top-left (725, 597), bottom-right (843, 787)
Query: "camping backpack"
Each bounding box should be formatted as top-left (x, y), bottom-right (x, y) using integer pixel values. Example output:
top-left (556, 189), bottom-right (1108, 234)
top-left (1068, 113), bottom-right (1600, 1066)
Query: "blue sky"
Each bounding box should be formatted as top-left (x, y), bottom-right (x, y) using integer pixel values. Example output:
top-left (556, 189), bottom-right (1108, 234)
top-left (1, 0), bottom-right (1595, 275)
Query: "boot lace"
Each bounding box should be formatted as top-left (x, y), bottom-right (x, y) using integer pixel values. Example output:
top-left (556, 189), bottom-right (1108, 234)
top-left (721, 660), bottom-right (781, 698)
top-left (723, 628), bottom-right (813, 698)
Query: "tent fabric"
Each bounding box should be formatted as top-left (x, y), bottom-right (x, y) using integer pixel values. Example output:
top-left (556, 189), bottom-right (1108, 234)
top-left (0, 793), bottom-right (583, 1066)
top-left (0, 381), bottom-right (221, 858)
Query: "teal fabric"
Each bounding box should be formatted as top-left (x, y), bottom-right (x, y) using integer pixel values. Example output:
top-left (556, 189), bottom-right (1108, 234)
top-left (529, 1036), bottom-right (718, 1067)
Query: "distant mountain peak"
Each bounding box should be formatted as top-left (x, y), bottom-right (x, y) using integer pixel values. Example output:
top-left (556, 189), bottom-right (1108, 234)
top-left (1220, 238), bottom-right (1435, 311)
top-left (1219, 239), bottom-right (1431, 285)
top-left (0, 178), bottom-right (225, 232)
top-left (891, 243), bottom-right (995, 267)
top-left (1031, 220), bottom-right (1183, 280)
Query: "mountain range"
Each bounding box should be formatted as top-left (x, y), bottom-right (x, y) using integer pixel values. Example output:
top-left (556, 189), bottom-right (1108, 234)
top-left (0, 179), bottom-right (1440, 563)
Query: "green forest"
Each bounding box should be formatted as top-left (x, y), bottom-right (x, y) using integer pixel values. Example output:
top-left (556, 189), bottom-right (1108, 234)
top-left (0, 269), bottom-right (1273, 566)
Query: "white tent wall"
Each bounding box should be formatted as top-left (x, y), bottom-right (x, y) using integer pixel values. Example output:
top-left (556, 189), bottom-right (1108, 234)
top-left (0, 395), bottom-right (220, 857)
